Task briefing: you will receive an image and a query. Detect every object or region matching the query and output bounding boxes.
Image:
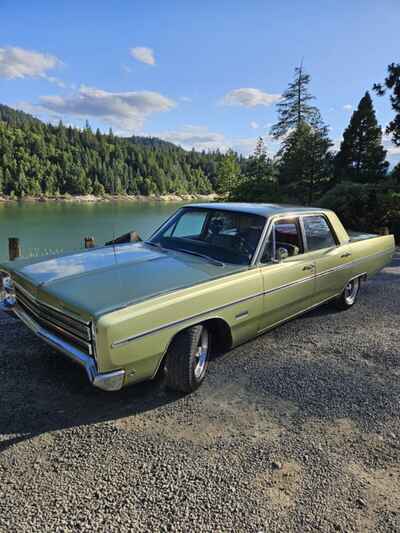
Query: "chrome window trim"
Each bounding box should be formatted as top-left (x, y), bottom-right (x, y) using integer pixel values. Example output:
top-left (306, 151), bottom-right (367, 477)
top-left (255, 213), bottom-right (306, 265)
top-left (150, 205), bottom-right (269, 267)
top-left (255, 210), bottom-right (346, 265)
top-left (111, 247), bottom-right (392, 349)
top-left (250, 216), bottom-right (270, 266)
top-left (148, 207), bottom-right (185, 241)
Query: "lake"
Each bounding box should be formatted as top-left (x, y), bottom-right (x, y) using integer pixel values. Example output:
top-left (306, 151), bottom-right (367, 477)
top-left (0, 201), bottom-right (186, 261)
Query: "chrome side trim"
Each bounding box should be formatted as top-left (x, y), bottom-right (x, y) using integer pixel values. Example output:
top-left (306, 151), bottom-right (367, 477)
top-left (11, 304), bottom-right (125, 391)
top-left (111, 246), bottom-right (393, 349)
top-left (263, 274), bottom-right (315, 295)
top-left (315, 248), bottom-right (393, 279)
top-left (257, 293), bottom-right (341, 334)
top-left (112, 275), bottom-right (316, 347)
top-left (111, 290), bottom-right (265, 347)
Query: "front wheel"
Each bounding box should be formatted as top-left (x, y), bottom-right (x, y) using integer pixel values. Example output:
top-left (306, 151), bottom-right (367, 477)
top-left (335, 277), bottom-right (360, 310)
top-left (164, 324), bottom-right (210, 393)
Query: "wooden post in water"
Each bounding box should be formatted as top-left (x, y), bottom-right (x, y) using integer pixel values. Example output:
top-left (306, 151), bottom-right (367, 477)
top-left (105, 231), bottom-right (142, 246)
top-left (84, 236), bottom-right (96, 249)
top-left (8, 238), bottom-right (21, 260)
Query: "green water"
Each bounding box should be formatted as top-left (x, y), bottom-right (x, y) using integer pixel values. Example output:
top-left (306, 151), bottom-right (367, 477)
top-left (0, 201), bottom-right (185, 261)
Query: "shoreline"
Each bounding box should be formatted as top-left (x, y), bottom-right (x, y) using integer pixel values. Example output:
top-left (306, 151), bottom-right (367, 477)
top-left (0, 193), bottom-right (219, 204)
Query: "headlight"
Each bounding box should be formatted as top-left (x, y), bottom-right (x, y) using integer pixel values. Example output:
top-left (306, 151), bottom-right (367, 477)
top-left (3, 276), bottom-right (14, 292)
top-left (3, 294), bottom-right (16, 307)
top-left (1, 275), bottom-right (16, 307)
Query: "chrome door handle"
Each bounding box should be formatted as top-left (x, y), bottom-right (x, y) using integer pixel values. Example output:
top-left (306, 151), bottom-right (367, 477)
top-left (341, 252), bottom-right (352, 258)
top-left (302, 264), bottom-right (315, 271)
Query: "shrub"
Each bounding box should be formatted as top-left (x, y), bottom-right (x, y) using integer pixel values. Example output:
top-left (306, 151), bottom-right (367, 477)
top-left (319, 181), bottom-right (400, 242)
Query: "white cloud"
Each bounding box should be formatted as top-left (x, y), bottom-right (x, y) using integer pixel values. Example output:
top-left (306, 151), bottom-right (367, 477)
top-left (249, 121), bottom-right (259, 129)
top-left (331, 138), bottom-right (342, 152)
top-left (155, 125), bottom-right (280, 156)
top-left (180, 96), bottom-right (192, 103)
top-left (130, 47), bottom-right (155, 66)
top-left (39, 85), bottom-right (176, 132)
top-left (0, 46), bottom-right (61, 80)
top-left (383, 134), bottom-right (400, 157)
top-left (343, 104), bottom-right (353, 111)
top-left (157, 126), bottom-right (229, 152)
top-left (222, 88), bottom-right (281, 108)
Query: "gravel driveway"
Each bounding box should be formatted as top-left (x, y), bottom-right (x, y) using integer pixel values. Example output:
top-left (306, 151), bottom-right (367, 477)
top-left (1, 253), bottom-right (399, 532)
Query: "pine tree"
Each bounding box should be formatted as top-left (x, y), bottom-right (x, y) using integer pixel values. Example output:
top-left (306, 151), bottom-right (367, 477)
top-left (271, 64), bottom-right (323, 139)
top-left (243, 137), bottom-right (275, 182)
top-left (216, 150), bottom-right (241, 195)
top-left (271, 65), bottom-right (333, 203)
top-left (229, 139), bottom-right (278, 202)
top-left (278, 122), bottom-right (333, 204)
top-left (334, 92), bottom-right (388, 182)
top-left (374, 63), bottom-right (400, 146)
top-left (391, 163), bottom-right (400, 184)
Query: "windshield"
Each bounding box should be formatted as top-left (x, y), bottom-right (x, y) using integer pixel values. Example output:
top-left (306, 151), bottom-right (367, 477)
top-left (149, 208), bottom-right (266, 265)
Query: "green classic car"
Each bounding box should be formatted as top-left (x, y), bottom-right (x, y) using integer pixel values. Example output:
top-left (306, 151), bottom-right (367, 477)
top-left (0, 203), bottom-right (395, 393)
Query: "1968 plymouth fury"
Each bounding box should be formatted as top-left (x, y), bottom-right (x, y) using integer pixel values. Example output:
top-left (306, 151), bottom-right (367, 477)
top-left (0, 203), bottom-right (395, 393)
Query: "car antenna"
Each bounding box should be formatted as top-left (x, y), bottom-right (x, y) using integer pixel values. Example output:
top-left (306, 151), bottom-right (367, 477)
top-left (111, 195), bottom-right (124, 297)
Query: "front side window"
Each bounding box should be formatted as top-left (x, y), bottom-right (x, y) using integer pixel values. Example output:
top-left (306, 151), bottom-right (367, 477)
top-left (261, 217), bottom-right (303, 263)
top-left (303, 215), bottom-right (337, 251)
top-left (150, 208), bottom-right (265, 265)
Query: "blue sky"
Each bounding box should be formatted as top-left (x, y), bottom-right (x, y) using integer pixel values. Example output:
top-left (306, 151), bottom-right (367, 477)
top-left (1, 0), bottom-right (399, 164)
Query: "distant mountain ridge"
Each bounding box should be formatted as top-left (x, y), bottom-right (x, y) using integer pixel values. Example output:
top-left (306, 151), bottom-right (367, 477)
top-left (0, 103), bottom-right (223, 198)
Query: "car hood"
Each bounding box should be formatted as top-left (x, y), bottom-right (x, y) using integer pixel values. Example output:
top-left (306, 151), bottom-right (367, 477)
top-left (1, 243), bottom-right (243, 318)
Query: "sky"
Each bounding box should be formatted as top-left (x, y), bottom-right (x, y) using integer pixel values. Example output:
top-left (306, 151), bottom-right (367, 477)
top-left (1, 0), bottom-right (399, 164)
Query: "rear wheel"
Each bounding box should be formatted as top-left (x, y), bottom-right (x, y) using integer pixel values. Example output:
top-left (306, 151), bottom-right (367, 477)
top-left (165, 324), bottom-right (210, 393)
top-left (335, 277), bottom-right (360, 310)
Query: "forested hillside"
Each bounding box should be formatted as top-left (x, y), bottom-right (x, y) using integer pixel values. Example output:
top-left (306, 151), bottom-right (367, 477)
top-left (0, 104), bottom-right (223, 197)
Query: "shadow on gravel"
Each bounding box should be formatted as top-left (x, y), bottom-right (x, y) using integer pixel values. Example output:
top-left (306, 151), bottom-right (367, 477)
top-left (1, 253), bottom-right (399, 454)
top-left (1, 306), bottom-right (399, 455)
top-left (0, 329), bottom-right (181, 453)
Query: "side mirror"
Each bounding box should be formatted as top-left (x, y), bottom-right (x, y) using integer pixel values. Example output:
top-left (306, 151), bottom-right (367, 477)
top-left (276, 247), bottom-right (289, 262)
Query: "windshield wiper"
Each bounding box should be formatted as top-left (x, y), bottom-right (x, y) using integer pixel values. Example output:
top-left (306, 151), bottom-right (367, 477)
top-left (173, 248), bottom-right (224, 267)
top-left (144, 241), bottom-right (167, 252)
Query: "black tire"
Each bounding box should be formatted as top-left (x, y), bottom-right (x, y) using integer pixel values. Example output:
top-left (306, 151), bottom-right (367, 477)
top-left (164, 324), bottom-right (210, 393)
top-left (335, 277), bottom-right (360, 310)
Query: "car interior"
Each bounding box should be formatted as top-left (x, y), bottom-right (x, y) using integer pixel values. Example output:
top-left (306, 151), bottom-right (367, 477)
top-left (154, 209), bottom-right (266, 265)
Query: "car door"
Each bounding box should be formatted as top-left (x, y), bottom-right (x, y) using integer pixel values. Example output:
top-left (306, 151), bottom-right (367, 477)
top-left (257, 216), bottom-right (316, 333)
top-left (300, 214), bottom-right (353, 303)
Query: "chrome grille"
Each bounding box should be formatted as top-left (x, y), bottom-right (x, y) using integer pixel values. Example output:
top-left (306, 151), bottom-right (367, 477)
top-left (15, 285), bottom-right (94, 356)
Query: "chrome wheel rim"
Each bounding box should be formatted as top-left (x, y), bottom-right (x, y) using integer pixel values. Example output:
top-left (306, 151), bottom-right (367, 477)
top-left (194, 329), bottom-right (209, 379)
top-left (344, 279), bottom-right (358, 305)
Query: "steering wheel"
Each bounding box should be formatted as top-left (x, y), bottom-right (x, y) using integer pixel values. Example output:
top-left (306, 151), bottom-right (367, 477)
top-left (234, 234), bottom-right (253, 258)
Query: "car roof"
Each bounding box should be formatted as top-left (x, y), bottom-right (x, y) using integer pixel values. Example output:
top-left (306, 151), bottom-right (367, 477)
top-left (185, 202), bottom-right (331, 218)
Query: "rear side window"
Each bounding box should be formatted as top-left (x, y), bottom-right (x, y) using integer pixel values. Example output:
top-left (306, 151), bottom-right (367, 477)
top-left (303, 215), bottom-right (337, 251)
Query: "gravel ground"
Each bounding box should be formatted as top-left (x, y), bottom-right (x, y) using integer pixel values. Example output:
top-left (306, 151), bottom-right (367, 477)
top-left (0, 253), bottom-right (399, 532)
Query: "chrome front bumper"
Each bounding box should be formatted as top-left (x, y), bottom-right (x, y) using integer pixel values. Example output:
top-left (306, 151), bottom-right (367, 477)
top-left (0, 300), bottom-right (125, 391)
